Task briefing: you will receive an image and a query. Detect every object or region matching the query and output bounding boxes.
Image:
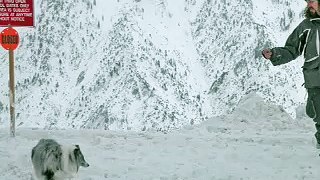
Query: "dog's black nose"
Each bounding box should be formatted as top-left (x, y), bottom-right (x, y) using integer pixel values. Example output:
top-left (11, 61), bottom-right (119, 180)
top-left (82, 162), bottom-right (89, 167)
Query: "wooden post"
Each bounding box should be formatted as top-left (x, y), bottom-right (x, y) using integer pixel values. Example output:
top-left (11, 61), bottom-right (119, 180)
top-left (9, 49), bottom-right (15, 137)
top-left (0, 25), bottom-right (19, 137)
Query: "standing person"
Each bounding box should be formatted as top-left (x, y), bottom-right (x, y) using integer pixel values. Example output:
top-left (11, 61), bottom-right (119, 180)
top-left (262, 0), bottom-right (320, 148)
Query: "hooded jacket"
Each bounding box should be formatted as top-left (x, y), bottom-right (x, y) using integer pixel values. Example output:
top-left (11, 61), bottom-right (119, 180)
top-left (270, 18), bottom-right (320, 88)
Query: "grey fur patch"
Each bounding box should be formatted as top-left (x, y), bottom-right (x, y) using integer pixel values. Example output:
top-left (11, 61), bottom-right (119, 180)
top-left (31, 139), bottom-right (62, 180)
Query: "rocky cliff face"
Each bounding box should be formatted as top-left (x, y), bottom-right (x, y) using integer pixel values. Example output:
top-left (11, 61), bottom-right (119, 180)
top-left (0, 0), bottom-right (307, 131)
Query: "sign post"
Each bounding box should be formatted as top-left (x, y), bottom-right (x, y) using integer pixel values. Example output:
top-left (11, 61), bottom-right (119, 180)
top-left (9, 47), bottom-right (14, 137)
top-left (0, 0), bottom-right (34, 137)
top-left (0, 26), bottom-right (19, 137)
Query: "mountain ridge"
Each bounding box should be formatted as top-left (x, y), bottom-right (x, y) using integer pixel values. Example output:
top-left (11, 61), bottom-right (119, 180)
top-left (0, 0), bottom-right (307, 131)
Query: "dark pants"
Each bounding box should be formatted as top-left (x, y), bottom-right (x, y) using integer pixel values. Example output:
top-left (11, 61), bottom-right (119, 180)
top-left (307, 88), bottom-right (320, 144)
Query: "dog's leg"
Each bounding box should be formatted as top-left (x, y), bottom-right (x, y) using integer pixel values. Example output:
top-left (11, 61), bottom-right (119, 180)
top-left (43, 170), bottom-right (54, 180)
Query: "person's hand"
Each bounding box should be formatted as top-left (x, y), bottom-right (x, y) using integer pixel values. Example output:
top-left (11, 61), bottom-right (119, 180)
top-left (262, 48), bottom-right (272, 59)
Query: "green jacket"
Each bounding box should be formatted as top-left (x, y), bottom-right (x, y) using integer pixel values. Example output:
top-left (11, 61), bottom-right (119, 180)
top-left (270, 18), bottom-right (320, 88)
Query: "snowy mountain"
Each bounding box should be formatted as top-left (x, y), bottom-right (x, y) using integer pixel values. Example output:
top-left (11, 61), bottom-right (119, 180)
top-left (0, 0), bottom-right (308, 131)
top-left (193, 0), bottom-right (306, 116)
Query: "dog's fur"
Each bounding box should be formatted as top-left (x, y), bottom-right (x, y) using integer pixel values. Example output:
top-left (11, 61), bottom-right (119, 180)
top-left (31, 139), bottom-right (89, 180)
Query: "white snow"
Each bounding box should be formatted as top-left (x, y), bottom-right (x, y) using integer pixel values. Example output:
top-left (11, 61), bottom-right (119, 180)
top-left (0, 0), bottom-right (319, 179)
top-left (1, 94), bottom-right (319, 179)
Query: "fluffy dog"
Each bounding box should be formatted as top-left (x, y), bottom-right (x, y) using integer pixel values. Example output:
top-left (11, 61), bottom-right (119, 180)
top-left (31, 139), bottom-right (89, 180)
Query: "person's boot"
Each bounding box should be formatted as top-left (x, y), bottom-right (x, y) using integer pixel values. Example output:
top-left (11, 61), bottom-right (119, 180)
top-left (315, 123), bottom-right (320, 149)
top-left (315, 134), bottom-right (320, 149)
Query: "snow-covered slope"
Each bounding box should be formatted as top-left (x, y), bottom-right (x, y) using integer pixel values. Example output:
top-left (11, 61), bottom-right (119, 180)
top-left (0, 0), bottom-right (308, 131)
top-left (193, 0), bottom-right (306, 116)
top-left (1, 94), bottom-right (318, 179)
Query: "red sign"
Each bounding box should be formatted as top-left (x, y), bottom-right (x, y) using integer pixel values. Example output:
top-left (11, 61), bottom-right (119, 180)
top-left (0, 0), bottom-right (34, 27)
top-left (0, 27), bottom-right (19, 50)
